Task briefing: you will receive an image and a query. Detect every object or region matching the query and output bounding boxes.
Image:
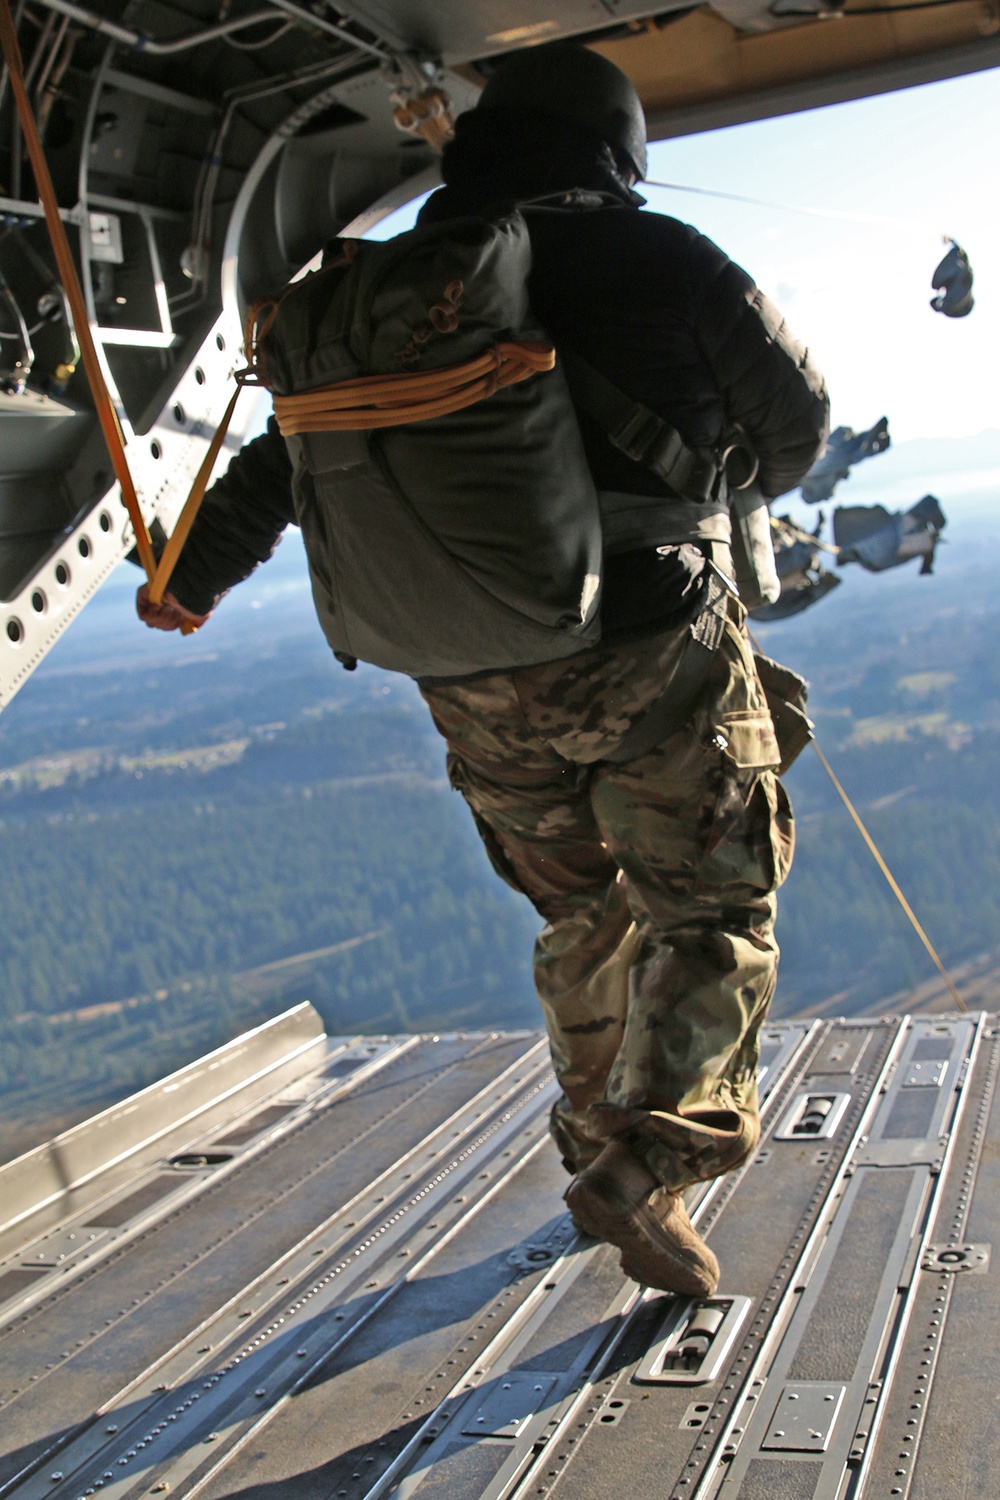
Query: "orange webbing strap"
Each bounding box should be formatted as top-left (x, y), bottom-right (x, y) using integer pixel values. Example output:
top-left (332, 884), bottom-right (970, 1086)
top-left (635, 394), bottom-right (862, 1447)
top-left (145, 310), bottom-right (268, 614)
top-left (0, 0), bottom-right (156, 582)
top-left (270, 340), bottom-right (556, 436)
top-left (146, 377), bottom-right (250, 608)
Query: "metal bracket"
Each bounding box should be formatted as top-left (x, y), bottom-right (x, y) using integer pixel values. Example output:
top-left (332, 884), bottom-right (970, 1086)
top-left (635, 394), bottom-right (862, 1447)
top-left (774, 1092), bottom-right (851, 1142)
top-left (595, 1395), bottom-right (631, 1427)
top-left (848, 1381), bottom-right (883, 1463)
top-left (921, 1242), bottom-right (991, 1274)
top-left (633, 1295), bottom-right (751, 1385)
top-left (854, 1136), bottom-right (948, 1170)
top-left (461, 1373), bottom-right (558, 1438)
top-left (761, 1383), bottom-right (846, 1452)
top-left (808, 1031), bottom-right (867, 1075)
top-left (680, 1399), bottom-right (715, 1430)
top-left (902, 1059), bottom-right (947, 1088)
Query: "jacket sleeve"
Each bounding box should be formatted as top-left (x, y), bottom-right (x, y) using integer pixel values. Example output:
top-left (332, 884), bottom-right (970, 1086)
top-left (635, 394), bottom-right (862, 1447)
top-left (691, 240), bottom-right (830, 498)
top-left (166, 416), bottom-right (296, 615)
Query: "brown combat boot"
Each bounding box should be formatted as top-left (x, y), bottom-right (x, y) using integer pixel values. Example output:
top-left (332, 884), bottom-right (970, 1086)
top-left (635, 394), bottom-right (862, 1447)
top-left (564, 1138), bottom-right (719, 1296)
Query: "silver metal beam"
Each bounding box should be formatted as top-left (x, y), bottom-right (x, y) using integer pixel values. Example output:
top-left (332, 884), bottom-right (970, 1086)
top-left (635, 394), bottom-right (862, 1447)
top-left (0, 1003), bottom-right (328, 1243)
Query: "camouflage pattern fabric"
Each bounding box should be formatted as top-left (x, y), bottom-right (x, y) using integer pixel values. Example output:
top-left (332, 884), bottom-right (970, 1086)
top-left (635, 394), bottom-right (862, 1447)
top-left (421, 602), bottom-right (795, 1193)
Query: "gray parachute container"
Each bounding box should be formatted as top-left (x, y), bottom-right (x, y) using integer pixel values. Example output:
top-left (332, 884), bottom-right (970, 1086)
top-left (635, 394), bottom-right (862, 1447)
top-left (834, 494), bottom-right (946, 575)
top-left (800, 415), bottom-right (890, 504)
top-left (750, 513), bottom-right (841, 621)
top-left (261, 212), bottom-right (603, 679)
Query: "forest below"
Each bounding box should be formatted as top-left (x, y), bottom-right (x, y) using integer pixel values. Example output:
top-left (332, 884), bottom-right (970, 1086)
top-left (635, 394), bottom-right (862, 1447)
top-left (2, 641), bottom-right (998, 1155)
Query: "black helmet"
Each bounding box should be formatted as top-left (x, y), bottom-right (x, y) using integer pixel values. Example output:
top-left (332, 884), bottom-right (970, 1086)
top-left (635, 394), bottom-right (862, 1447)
top-left (477, 42), bottom-right (647, 181)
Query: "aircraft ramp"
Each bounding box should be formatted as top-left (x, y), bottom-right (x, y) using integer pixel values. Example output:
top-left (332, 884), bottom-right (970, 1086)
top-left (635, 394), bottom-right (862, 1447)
top-left (1, 1003), bottom-right (997, 1500)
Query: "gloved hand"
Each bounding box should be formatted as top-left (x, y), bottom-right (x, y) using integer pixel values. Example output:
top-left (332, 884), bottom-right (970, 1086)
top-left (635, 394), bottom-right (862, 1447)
top-left (136, 582), bottom-right (209, 632)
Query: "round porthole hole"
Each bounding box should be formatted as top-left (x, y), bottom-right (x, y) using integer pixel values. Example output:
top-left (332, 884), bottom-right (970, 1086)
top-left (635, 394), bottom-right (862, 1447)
top-left (78, 536), bottom-right (92, 559)
top-left (54, 562), bottom-right (70, 588)
top-left (150, 440), bottom-right (162, 460)
top-left (7, 617), bottom-right (24, 643)
top-left (31, 589), bottom-right (47, 614)
top-left (99, 510), bottom-right (112, 532)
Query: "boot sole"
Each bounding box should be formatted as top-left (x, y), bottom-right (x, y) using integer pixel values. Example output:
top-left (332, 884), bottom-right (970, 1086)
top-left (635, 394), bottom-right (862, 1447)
top-left (566, 1169), bottom-right (719, 1297)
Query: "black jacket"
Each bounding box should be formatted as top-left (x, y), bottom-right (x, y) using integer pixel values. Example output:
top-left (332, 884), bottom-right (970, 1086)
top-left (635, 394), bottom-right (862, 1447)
top-left (167, 196), bottom-right (829, 632)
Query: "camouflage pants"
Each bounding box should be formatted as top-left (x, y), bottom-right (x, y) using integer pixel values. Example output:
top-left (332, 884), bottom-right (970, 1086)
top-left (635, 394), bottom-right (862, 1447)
top-left (420, 604), bottom-right (795, 1193)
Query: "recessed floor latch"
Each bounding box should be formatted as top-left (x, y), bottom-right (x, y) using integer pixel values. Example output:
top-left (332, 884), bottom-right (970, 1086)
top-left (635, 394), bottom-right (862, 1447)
top-left (169, 1151), bottom-right (234, 1168)
top-left (774, 1092), bottom-right (851, 1141)
top-left (633, 1295), bottom-right (751, 1385)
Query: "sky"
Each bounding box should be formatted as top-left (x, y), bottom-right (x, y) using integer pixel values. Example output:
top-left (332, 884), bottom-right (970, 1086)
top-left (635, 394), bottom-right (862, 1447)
top-left (641, 67), bottom-right (1000, 444)
top-left (367, 64), bottom-right (1000, 447)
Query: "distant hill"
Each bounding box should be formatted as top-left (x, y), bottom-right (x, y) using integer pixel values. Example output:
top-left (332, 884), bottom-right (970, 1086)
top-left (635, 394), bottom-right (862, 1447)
top-left (843, 427), bottom-right (1000, 484)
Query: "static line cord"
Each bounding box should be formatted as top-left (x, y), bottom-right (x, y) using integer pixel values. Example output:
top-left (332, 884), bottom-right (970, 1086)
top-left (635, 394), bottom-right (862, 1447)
top-left (643, 178), bottom-right (947, 237)
top-left (810, 738), bottom-right (968, 1011)
top-left (746, 625), bottom-right (967, 1010)
top-left (772, 514), bottom-right (840, 554)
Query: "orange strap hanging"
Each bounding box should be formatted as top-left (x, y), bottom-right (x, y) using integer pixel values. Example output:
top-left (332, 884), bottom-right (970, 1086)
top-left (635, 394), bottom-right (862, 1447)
top-left (270, 340), bottom-right (556, 436)
top-left (811, 739), bottom-right (967, 1012)
top-left (146, 378), bottom-right (249, 606)
top-left (0, 0), bottom-right (252, 626)
top-left (0, 0), bottom-right (158, 581)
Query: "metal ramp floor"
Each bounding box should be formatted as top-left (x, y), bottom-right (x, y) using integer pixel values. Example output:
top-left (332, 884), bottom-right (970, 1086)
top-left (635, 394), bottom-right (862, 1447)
top-left (1, 1003), bottom-right (998, 1500)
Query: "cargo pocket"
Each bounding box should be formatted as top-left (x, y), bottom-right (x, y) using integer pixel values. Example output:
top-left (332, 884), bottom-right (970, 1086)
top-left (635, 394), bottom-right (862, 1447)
top-left (692, 711), bottom-right (784, 898)
top-left (446, 752), bottom-right (527, 896)
top-left (714, 710), bottom-right (782, 776)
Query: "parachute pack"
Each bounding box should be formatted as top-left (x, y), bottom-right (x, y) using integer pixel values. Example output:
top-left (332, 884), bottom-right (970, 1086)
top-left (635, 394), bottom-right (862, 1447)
top-left (253, 212), bottom-right (605, 679)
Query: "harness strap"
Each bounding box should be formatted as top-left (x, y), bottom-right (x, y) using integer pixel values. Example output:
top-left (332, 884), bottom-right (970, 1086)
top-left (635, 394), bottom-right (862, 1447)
top-left (600, 568), bottom-right (733, 765)
top-left (598, 489), bottom-right (730, 554)
top-left (557, 346), bottom-right (722, 505)
top-left (146, 378), bottom-right (250, 606)
top-left (269, 340), bottom-right (555, 436)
